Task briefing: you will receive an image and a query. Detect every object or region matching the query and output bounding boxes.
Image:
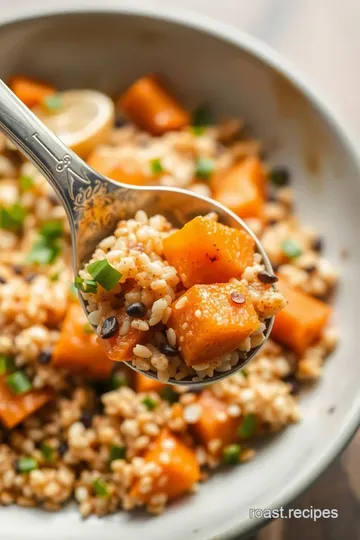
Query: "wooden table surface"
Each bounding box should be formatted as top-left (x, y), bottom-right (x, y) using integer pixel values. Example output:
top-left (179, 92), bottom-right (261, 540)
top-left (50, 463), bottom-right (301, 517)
top-left (256, 430), bottom-right (360, 540)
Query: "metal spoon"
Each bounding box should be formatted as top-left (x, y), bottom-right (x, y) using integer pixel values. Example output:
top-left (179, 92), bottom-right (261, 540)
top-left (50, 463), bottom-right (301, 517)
top-left (0, 79), bottom-right (274, 386)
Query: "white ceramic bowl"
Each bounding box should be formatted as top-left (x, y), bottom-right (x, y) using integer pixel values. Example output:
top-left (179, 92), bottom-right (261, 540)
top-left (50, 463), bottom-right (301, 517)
top-left (1, 4), bottom-right (359, 540)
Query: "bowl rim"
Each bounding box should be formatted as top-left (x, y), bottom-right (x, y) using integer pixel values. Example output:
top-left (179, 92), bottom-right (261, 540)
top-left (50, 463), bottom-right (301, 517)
top-left (0, 2), bottom-right (359, 538)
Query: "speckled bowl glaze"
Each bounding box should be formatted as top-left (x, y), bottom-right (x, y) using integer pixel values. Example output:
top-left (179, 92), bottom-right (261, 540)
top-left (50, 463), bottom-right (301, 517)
top-left (0, 4), bottom-right (359, 540)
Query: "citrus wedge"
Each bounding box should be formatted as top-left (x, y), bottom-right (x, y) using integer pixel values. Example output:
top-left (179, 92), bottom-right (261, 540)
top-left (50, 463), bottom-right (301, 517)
top-left (33, 90), bottom-right (115, 158)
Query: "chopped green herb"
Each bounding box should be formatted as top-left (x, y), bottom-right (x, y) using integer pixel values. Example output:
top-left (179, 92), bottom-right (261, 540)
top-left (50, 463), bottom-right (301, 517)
top-left (150, 158), bottom-right (164, 175)
top-left (27, 237), bottom-right (61, 265)
top-left (270, 167), bottom-right (290, 187)
top-left (92, 477), bottom-right (109, 498)
top-left (15, 457), bottom-right (38, 474)
top-left (281, 239), bottom-right (302, 259)
top-left (50, 272), bottom-right (60, 282)
top-left (87, 259), bottom-right (122, 292)
top-left (109, 445), bottom-right (126, 463)
top-left (6, 371), bottom-right (32, 395)
top-left (142, 396), bottom-right (157, 411)
top-left (40, 443), bottom-right (54, 461)
top-left (108, 373), bottom-right (127, 390)
top-left (0, 203), bottom-right (26, 231)
top-left (83, 323), bottom-right (94, 335)
top-left (0, 354), bottom-right (16, 375)
top-left (192, 105), bottom-right (213, 127)
top-left (40, 220), bottom-right (63, 241)
top-left (69, 282), bottom-right (78, 300)
top-left (222, 444), bottom-right (242, 465)
top-left (195, 157), bottom-right (215, 180)
top-left (43, 94), bottom-right (63, 112)
top-left (19, 175), bottom-right (35, 192)
top-left (237, 413), bottom-right (258, 439)
top-left (241, 368), bottom-right (249, 378)
top-left (160, 387), bottom-right (178, 404)
top-left (74, 276), bottom-right (98, 294)
top-left (191, 125), bottom-right (206, 137)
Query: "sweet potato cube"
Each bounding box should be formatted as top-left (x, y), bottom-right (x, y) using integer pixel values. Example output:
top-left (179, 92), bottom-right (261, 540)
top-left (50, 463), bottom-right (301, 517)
top-left (135, 373), bottom-right (165, 393)
top-left (100, 309), bottom-right (147, 362)
top-left (163, 216), bottom-right (255, 288)
top-left (271, 277), bottom-right (332, 355)
top-left (9, 76), bottom-right (56, 109)
top-left (193, 391), bottom-right (240, 452)
top-left (52, 303), bottom-right (113, 379)
top-left (168, 282), bottom-right (260, 366)
top-left (120, 75), bottom-right (190, 135)
top-left (130, 429), bottom-right (200, 502)
top-left (0, 377), bottom-right (54, 429)
top-left (212, 157), bottom-right (265, 219)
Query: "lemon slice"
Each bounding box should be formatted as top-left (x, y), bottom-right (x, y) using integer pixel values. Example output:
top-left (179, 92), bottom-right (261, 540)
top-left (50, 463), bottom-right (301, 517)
top-left (34, 90), bottom-right (115, 158)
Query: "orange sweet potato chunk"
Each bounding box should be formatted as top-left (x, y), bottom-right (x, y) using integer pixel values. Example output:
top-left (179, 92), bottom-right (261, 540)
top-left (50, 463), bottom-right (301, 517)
top-left (87, 150), bottom-right (152, 186)
top-left (99, 309), bottom-right (147, 362)
top-left (212, 157), bottom-right (266, 219)
top-left (163, 216), bottom-right (255, 288)
top-left (130, 429), bottom-right (200, 502)
top-left (168, 282), bottom-right (260, 366)
top-left (271, 276), bottom-right (331, 355)
top-left (135, 373), bottom-right (165, 393)
top-left (9, 76), bottom-right (55, 109)
top-left (120, 75), bottom-right (190, 135)
top-left (52, 303), bottom-right (112, 379)
top-left (0, 377), bottom-right (54, 429)
top-left (193, 391), bottom-right (240, 451)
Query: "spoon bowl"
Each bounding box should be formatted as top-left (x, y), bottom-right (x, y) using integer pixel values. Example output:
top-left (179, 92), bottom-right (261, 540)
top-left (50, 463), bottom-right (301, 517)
top-left (0, 79), bottom-right (273, 386)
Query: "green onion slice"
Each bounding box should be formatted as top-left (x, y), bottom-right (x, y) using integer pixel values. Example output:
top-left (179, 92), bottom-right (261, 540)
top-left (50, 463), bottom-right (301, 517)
top-left (6, 370), bottom-right (32, 395)
top-left (74, 276), bottom-right (98, 294)
top-left (195, 157), bottom-right (215, 180)
top-left (87, 259), bottom-right (122, 291)
top-left (150, 158), bottom-right (164, 175)
top-left (92, 478), bottom-right (109, 498)
top-left (16, 457), bottom-right (38, 474)
top-left (237, 413), bottom-right (258, 439)
top-left (222, 444), bottom-right (242, 465)
top-left (109, 445), bottom-right (126, 463)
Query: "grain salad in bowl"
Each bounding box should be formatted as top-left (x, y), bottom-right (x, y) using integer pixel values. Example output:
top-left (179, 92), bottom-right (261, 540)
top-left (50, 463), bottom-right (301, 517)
top-left (0, 73), bottom-right (338, 517)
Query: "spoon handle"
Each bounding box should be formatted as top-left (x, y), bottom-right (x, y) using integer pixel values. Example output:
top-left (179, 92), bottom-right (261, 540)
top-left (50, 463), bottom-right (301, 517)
top-left (0, 79), bottom-right (98, 220)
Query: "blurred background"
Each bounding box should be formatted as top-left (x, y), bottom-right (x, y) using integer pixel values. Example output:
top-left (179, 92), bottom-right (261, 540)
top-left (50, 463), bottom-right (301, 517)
top-left (0, 0), bottom-right (359, 538)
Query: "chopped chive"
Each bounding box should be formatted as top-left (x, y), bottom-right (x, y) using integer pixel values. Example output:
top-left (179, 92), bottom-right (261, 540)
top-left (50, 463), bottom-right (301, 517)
top-left (92, 477), bottom-right (109, 498)
top-left (109, 445), bottom-right (126, 463)
top-left (191, 125), bottom-right (206, 137)
top-left (40, 220), bottom-right (63, 241)
top-left (150, 158), bottom-right (164, 176)
top-left (281, 239), bottom-right (302, 259)
top-left (142, 396), bottom-right (157, 411)
top-left (0, 203), bottom-right (26, 231)
top-left (159, 387), bottom-right (178, 404)
top-left (26, 237), bottom-right (61, 265)
top-left (270, 167), bottom-right (290, 187)
top-left (108, 372), bottom-right (127, 390)
top-left (15, 457), bottom-right (38, 474)
top-left (40, 443), bottom-right (54, 461)
top-left (74, 276), bottom-right (98, 294)
top-left (192, 105), bottom-right (213, 127)
top-left (195, 157), bottom-right (215, 180)
top-left (237, 413), bottom-right (258, 439)
top-left (6, 371), bottom-right (32, 395)
top-left (0, 354), bottom-right (16, 375)
top-left (222, 444), bottom-right (242, 465)
top-left (83, 323), bottom-right (94, 335)
top-left (19, 175), bottom-right (35, 192)
top-left (87, 259), bottom-right (122, 292)
top-left (43, 94), bottom-right (63, 112)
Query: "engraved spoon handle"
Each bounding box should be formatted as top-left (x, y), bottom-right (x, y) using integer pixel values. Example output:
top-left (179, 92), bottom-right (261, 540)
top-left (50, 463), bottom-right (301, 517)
top-left (0, 79), bottom-right (99, 220)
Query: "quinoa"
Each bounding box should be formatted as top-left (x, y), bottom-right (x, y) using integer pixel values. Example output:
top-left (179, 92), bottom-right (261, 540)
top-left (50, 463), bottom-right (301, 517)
top-left (0, 101), bottom-right (338, 516)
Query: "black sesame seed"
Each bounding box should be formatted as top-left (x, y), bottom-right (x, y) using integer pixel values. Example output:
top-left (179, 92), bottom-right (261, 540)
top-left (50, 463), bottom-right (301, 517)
top-left (312, 236), bottom-right (324, 253)
top-left (270, 167), bottom-right (291, 187)
top-left (0, 276), bottom-right (6, 284)
top-left (114, 114), bottom-right (127, 128)
top-left (38, 349), bottom-right (52, 365)
top-left (80, 409), bottom-right (93, 428)
top-left (57, 441), bottom-right (68, 457)
top-left (159, 343), bottom-right (179, 357)
top-left (230, 291), bottom-right (246, 304)
top-left (125, 302), bottom-right (147, 318)
top-left (283, 374), bottom-right (300, 395)
top-left (257, 271), bottom-right (279, 285)
top-left (100, 316), bottom-right (119, 339)
top-left (12, 265), bottom-right (22, 275)
top-left (267, 218), bottom-right (278, 226)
